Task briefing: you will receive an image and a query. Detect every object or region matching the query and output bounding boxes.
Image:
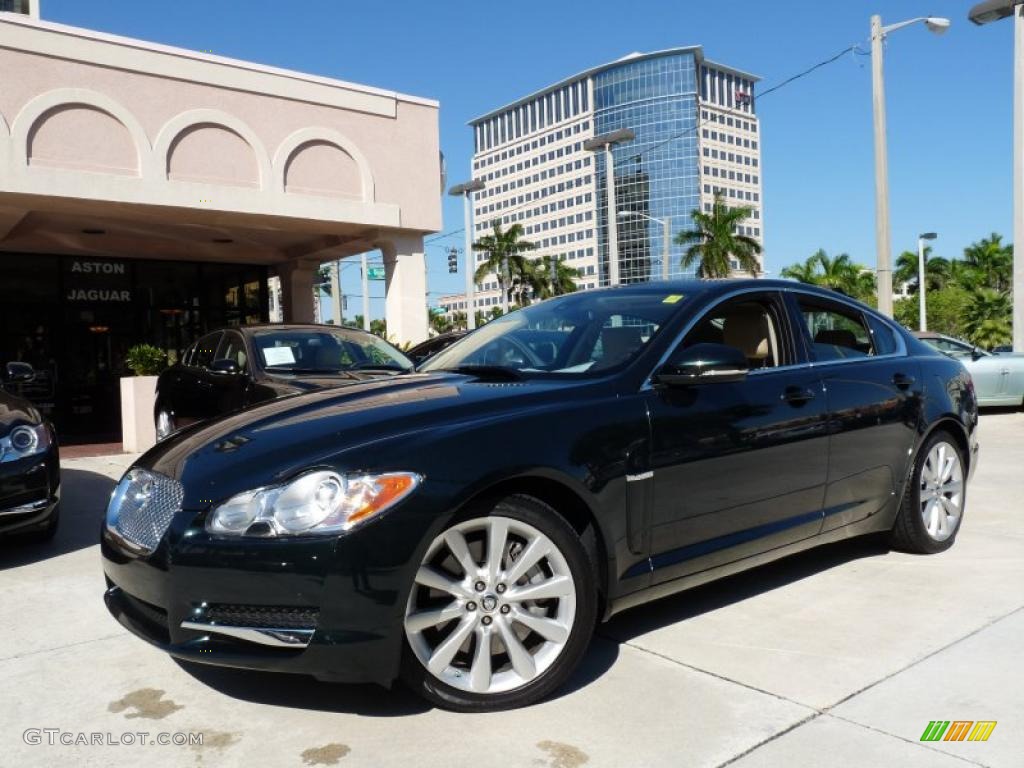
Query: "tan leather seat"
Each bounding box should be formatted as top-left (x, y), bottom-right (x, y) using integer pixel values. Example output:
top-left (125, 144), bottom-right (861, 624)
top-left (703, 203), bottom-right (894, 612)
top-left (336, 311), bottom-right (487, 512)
top-left (722, 311), bottom-right (772, 367)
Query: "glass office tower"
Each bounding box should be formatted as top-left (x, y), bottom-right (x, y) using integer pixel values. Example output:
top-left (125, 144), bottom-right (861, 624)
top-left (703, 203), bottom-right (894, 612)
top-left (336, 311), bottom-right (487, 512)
top-left (453, 48), bottom-right (761, 317)
top-left (593, 52), bottom-right (700, 283)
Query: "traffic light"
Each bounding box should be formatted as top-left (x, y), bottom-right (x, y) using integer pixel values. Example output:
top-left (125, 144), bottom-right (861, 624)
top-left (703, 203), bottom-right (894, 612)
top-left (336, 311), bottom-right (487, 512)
top-left (447, 247), bottom-right (459, 274)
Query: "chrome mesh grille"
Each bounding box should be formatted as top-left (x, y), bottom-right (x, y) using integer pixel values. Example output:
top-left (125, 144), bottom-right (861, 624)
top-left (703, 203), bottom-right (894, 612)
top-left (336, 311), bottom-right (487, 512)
top-left (107, 469), bottom-right (184, 554)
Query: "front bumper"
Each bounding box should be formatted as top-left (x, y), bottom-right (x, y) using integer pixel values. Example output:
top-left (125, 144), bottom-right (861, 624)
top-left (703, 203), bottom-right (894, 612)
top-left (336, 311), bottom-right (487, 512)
top-left (100, 502), bottom-right (432, 686)
top-left (0, 446), bottom-right (60, 536)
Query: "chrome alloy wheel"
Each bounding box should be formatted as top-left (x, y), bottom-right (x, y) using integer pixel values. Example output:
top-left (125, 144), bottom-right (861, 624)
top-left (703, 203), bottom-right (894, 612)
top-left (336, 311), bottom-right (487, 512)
top-left (919, 441), bottom-right (964, 542)
top-left (404, 516), bottom-right (577, 695)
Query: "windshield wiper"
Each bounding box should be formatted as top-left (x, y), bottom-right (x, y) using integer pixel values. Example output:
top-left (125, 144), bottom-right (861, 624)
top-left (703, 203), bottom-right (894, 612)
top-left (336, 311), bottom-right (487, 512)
top-left (435, 365), bottom-right (524, 380)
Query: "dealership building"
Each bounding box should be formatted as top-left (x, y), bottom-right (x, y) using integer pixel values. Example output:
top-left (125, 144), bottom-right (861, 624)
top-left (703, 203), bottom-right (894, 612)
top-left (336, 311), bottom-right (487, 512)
top-left (0, 5), bottom-right (441, 442)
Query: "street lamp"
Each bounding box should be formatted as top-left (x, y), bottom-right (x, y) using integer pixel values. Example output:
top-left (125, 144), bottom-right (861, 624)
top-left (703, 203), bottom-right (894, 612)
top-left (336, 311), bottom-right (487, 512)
top-left (448, 179), bottom-right (486, 330)
top-left (918, 232), bottom-right (938, 331)
top-left (617, 210), bottom-right (672, 280)
top-left (969, 0), bottom-right (1024, 352)
top-left (871, 13), bottom-right (951, 318)
top-left (584, 128), bottom-right (635, 287)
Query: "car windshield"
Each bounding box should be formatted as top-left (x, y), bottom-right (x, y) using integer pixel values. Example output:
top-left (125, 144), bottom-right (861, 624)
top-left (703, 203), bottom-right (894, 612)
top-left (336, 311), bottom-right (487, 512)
top-left (252, 329), bottom-right (412, 373)
top-left (420, 291), bottom-right (685, 378)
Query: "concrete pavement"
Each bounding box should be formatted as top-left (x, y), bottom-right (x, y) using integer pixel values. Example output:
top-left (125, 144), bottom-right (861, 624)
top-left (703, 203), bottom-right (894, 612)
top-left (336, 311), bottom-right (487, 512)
top-left (1, 413), bottom-right (1021, 767)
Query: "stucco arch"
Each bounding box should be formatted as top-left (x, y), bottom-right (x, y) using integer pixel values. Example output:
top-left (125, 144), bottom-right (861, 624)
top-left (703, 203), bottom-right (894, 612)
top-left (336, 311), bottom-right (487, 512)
top-left (154, 109), bottom-right (271, 190)
top-left (11, 88), bottom-right (152, 177)
top-left (273, 127), bottom-right (375, 202)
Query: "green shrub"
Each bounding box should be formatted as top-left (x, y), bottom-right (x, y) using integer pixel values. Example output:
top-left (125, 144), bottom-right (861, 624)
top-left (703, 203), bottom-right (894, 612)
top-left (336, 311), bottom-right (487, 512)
top-left (124, 344), bottom-right (167, 376)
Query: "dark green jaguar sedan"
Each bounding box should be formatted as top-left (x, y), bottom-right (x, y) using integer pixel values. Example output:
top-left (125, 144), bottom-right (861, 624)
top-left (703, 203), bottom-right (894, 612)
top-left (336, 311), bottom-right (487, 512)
top-left (102, 280), bottom-right (978, 711)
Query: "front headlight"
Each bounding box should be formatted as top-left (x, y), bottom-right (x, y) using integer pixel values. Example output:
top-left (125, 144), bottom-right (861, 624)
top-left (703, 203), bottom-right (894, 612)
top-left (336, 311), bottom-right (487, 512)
top-left (206, 470), bottom-right (422, 537)
top-left (0, 423), bottom-right (51, 463)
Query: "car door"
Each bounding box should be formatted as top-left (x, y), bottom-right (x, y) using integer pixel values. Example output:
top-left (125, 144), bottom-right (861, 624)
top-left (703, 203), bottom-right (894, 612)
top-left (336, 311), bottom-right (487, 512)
top-left (789, 292), bottom-right (922, 532)
top-left (644, 290), bottom-right (831, 585)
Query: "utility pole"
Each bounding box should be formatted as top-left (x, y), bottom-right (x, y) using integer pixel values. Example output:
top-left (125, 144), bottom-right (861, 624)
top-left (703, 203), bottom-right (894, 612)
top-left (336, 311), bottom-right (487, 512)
top-left (871, 14), bottom-right (894, 317)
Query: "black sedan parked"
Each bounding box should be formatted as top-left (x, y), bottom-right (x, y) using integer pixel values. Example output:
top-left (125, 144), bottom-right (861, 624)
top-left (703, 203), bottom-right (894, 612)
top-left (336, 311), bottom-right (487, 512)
top-left (155, 324), bottom-right (413, 440)
top-left (1, 362), bottom-right (60, 542)
top-left (102, 281), bottom-right (978, 711)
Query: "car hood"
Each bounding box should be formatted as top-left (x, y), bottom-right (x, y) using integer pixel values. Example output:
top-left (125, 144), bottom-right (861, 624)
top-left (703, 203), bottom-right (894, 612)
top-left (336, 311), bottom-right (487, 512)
top-left (139, 372), bottom-right (587, 505)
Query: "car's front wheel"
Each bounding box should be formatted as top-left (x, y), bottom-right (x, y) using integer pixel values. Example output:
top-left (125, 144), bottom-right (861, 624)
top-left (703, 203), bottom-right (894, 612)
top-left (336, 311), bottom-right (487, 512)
top-left (402, 495), bottom-right (597, 711)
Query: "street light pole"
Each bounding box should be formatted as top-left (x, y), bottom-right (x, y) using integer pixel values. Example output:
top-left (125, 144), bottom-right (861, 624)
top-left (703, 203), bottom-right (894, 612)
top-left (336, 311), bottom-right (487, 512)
top-left (448, 179), bottom-right (486, 330)
top-left (918, 232), bottom-right (938, 331)
top-left (870, 14), bottom-right (951, 317)
top-left (585, 129), bottom-right (635, 288)
top-left (617, 210), bottom-right (672, 280)
top-left (969, 0), bottom-right (1024, 351)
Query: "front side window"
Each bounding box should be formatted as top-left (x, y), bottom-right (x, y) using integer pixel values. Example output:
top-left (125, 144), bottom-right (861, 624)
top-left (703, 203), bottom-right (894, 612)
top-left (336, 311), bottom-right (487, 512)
top-left (216, 332), bottom-right (248, 371)
top-left (796, 298), bottom-right (873, 361)
top-left (681, 295), bottom-right (786, 369)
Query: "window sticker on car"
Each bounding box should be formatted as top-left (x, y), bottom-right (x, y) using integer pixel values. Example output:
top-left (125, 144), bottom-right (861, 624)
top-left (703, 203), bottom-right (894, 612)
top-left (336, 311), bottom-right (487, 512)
top-left (662, 294), bottom-right (684, 304)
top-left (262, 346), bottom-right (296, 366)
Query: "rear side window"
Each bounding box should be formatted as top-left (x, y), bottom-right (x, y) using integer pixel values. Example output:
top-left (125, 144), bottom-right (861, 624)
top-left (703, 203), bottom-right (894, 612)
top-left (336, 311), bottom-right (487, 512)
top-left (796, 297), bottom-right (873, 361)
top-left (866, 315), bottom-right (899, 356)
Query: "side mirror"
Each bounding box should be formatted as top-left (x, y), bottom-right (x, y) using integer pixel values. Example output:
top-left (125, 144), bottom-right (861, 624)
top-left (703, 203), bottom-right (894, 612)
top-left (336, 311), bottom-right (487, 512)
top-left (653, 343), bottom-right (748, 387)
top-left (4, 361), bottom-right (36, 383)
top-left (971, 347), bottom-right (983, 361)
top-left (209, 358), bottom-right (241, 375)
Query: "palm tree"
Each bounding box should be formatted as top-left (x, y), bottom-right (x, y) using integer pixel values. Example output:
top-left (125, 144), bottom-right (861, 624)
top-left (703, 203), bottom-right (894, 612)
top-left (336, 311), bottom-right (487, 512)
top-left (675, 193), bottom-right (762, 278)
top-left (962, 233), bottom-right (1012, 293)
top-left (472, 222), bottom-right (537, 312)
top-left (780, 249), bottom-right (875, 302)
top-left (964, 288), bottom-right (1012, 348)
top-left (530, 255), bottom-right (580, 300)
top-left (893, 248), bottom-right (950, 294)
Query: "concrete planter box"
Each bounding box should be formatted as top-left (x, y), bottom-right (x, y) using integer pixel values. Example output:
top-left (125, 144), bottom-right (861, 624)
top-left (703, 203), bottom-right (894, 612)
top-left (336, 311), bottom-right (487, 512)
top-left (120, 376), bottom-right (158, 453)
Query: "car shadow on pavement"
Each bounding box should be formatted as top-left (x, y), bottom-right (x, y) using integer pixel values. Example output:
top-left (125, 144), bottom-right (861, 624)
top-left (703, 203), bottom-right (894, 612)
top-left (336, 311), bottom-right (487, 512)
top-left (173, 635), bottom-right (620, 715)
top-left (602, 536), bottom-right (890, 644)
top-left (0, 468), bottom-right (113, 569)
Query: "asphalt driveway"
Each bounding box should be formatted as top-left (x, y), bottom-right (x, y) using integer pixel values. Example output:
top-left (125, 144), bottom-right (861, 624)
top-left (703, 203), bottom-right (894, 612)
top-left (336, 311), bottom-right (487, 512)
top-left (1, 412), bottom-right (1021, 767)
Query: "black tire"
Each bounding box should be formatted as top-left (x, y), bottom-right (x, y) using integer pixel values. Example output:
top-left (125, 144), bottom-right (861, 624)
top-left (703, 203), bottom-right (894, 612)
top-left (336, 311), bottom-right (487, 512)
top-left (889, 431), bottom-right (966, 554)
top-left (401, 494), bottom-right (598, 712)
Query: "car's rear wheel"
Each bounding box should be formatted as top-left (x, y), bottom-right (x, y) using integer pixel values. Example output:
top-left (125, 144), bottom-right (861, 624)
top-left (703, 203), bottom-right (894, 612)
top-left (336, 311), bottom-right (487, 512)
top-left (155, 407), bottom-right (175, 441)
top-left (402, 495), bottom-right (597, 711)
top-left (890, 432), bottom-right (966, 553)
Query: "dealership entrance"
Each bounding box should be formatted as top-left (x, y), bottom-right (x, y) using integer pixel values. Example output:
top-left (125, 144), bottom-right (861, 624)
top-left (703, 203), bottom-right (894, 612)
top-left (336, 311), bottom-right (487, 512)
top-left (0, 253), bottom-right (267, 442)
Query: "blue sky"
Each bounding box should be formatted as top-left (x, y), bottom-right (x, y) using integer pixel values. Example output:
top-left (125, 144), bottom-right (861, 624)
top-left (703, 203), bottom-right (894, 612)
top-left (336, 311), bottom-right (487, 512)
top-left (42, 0), bottom-right (1016, 321)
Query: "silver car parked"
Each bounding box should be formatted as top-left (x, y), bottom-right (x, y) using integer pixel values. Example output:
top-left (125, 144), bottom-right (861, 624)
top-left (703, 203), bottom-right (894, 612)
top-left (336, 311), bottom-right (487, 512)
top-left (914, 332), bottom-right (1024, 407)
